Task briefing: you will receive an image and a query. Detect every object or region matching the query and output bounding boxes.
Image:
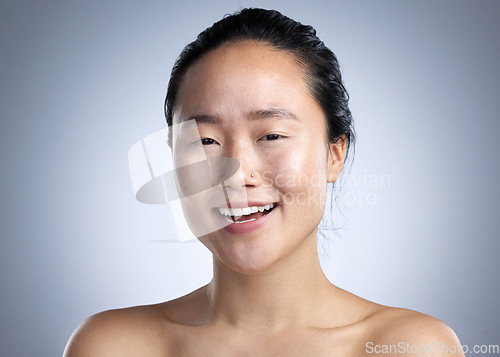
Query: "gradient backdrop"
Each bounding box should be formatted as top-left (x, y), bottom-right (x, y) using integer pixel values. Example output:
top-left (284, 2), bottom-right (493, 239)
top-left (1, 0), bottom-right (499, 355)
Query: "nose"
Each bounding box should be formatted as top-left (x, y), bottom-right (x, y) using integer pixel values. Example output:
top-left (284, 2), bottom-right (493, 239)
top-left (219, 140), bottom-right (261, 191)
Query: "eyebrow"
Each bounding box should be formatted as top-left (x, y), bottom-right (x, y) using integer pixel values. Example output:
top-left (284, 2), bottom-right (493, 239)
top-left (180, 114), bottom-right (221, 125)
top-left (179, 107), bottom-right (299, 125)
top-left (247, 108), bottom-right (299, 121)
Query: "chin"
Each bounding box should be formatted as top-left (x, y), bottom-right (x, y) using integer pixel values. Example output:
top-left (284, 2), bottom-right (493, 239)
top-left (197, 205), bottom-right (323, 275)
top-left (204, 235), bottom-right (285, 275)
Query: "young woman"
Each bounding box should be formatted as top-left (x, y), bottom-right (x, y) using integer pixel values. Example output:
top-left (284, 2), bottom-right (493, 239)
top-left (64, 8), bottom-right (464, 356)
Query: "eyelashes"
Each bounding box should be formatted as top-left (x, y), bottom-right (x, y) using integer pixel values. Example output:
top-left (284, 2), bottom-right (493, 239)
top-left (259, 134), bottom-right (285, 141)
top-left (198, 133), bottom-right (287, 146)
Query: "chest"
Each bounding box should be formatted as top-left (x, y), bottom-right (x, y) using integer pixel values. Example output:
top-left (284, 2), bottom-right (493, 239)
top-left (170, 328), bottom-right (368, 357)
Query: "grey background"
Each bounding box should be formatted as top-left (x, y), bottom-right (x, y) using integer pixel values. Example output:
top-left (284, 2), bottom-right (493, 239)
top-left (1, 0), bottom-right (499, 356)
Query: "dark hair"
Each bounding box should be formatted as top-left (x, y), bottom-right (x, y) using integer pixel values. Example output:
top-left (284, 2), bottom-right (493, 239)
top-left (164, 8), bottom-right (355, 162)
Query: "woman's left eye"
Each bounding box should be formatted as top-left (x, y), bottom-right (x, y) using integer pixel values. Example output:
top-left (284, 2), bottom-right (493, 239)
top-left (260, 134), bottom-right (284, 141)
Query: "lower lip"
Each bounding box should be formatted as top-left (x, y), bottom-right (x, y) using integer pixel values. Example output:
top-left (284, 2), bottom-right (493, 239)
top-left (215, 206), bottom-right (278, 235)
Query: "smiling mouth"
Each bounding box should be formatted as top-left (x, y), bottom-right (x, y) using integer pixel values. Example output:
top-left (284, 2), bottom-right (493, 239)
top-left (216, 203), bottom-right (279, 224)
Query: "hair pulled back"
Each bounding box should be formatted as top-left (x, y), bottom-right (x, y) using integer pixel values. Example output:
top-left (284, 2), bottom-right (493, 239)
top-left (165, 8), bottom-right (355, 161)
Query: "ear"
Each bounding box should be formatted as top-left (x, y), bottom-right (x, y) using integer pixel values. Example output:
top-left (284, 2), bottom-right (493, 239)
top-left (327, 135), bottom-right (347, 183)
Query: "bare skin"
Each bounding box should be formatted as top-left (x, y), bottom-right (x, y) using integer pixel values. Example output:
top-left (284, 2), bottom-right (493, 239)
top-left (64, 42), bottom-right (463, 357)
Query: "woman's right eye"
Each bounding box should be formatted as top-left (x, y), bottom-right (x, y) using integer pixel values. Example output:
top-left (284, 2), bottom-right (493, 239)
top-left (200, 138), bottom-right (217, 145)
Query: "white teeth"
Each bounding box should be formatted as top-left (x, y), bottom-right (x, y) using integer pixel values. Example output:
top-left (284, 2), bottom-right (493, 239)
top-left (217, 203), bottom-right (276, 218)
top-left (232, 208), bottom-right (242, 216)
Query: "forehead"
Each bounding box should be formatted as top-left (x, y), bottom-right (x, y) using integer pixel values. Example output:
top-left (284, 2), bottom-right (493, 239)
top-left (185, 41), bottom-right (305, 84)
top-left (173, 41), bottom-right (318, 123)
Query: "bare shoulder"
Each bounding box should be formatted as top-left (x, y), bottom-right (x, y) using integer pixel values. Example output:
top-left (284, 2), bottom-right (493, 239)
top-left (63, 287), bottom-right (209, 357)
top-left (364, 307), bottom-right (464, 356)
top-left (63, 304), bottom-right (172, 357)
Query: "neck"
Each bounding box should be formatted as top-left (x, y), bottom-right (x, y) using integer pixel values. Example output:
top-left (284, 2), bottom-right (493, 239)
top-left (205, 232), bottom-right (336, 331)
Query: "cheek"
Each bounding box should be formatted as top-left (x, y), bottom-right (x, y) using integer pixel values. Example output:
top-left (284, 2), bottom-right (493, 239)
top-left (267, 142), bottom-right (329, 207)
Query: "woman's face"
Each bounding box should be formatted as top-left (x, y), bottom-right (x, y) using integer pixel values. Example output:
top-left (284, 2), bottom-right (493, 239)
top-left (172, 42), bottom-right (344, 273)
